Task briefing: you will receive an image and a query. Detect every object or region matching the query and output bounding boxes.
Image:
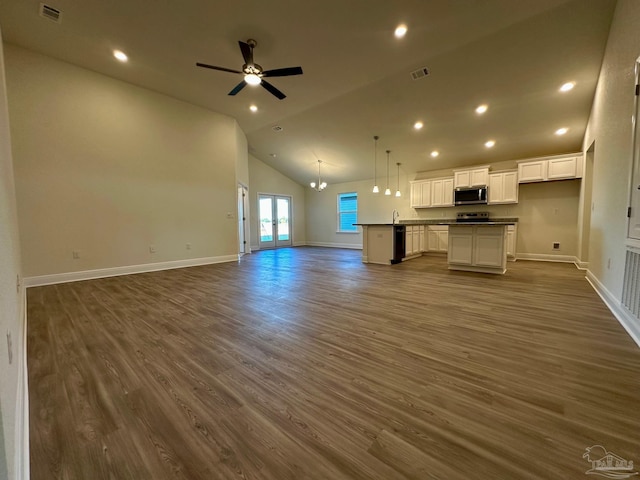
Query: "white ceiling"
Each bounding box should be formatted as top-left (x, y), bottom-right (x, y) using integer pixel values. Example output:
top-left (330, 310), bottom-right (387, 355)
top-left (0, 0), bottom-right (616, 186)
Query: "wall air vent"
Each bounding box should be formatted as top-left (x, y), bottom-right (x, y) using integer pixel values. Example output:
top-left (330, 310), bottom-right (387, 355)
top-left (39, 3), bottom-right (62, 23)
top-left (272, 125), bottom-right (283, 132)
top-left (410, 67), bottom-right (430, 81)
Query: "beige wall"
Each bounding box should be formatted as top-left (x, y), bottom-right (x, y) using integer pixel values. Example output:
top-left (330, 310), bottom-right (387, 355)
top-left (0, 32), bottom-right (26, 480)
top-left (583, 0), bottom-right (640, 299)
top-left (305, 171), bottom-right (581, 258)
top-left (6, 45), bottom-right (245, 278)
top-left (248, 154), bottom-right (306, 249)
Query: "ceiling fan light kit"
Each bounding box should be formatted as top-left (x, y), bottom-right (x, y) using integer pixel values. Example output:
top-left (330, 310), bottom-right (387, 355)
top-left (196, 39), bottom-right (303, 100)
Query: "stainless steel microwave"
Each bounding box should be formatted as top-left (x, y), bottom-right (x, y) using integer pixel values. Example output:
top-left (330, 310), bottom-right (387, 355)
top-left (454, 186), bottom-right (488, 205)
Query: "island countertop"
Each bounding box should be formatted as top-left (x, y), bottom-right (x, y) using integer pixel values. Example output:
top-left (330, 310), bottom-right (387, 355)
top-left (400, 217), bottom-right (518, 225)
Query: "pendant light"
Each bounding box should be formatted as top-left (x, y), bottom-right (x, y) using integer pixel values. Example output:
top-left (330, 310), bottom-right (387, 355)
top-left (384, 150), bottom-right (391, 195)
top-left (310, 159), bottom-right (327, 191)
top-left (395, 162), bottom-right (401, 197)
top-left (372, 135), bottom-right (380, 193)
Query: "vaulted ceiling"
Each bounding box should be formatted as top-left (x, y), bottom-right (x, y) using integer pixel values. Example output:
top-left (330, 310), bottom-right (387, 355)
top-left (0, 0), bottom-right (616, 186)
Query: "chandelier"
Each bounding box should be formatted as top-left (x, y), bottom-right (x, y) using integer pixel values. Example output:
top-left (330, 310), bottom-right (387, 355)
top-left (310, 159), bottom-right (327, 191)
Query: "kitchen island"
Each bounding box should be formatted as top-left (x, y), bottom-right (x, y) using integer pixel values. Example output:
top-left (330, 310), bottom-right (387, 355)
top-left (354, 223), bottom-right (405, 265)
top-left (356, 216), bottom-right (517, 274)
top-left (447, 222), bottom-right (512, 274)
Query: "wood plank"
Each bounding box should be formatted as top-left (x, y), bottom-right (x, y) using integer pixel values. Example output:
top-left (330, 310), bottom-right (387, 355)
top-left (27, 248), bottom-right (640, 479)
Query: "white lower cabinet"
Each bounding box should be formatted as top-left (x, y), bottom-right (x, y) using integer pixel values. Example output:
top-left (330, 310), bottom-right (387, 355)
top-left (427, 225), bottom-right (449, 252)
top-left (404, 225), bottom-right (424, 258)
top-left (448, 225), bottom-right (508, 274)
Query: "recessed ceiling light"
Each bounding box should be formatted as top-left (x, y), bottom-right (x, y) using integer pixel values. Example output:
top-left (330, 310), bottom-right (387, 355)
top-left (430, 150), bottom-right (439, 158)
top-left (249, 105), bottom-right (258, 112)
top-left (414, 121), bottom-right (423, 130)
top-left (484, 140), bottom-right (495, 148)
top-left (113, 50), bottom-right (128, 62)
top-left (559, 82), bottom-right (575, 92)
top-left (555, 127), bottom-right (569, 135)
top-left (269, 153), bottom-right (277, 157)
top-left (475, 104), bottom-right (488, 114)
top-left (394, 24), bottom-right (408, 38)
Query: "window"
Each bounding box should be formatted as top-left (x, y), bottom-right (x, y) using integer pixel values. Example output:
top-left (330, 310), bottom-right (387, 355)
top-left (337, 192), bottom-right (358, 232)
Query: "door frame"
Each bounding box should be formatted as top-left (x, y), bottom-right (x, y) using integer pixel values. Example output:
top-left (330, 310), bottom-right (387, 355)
top-left (238, 183), bottom-right (250, 254)
top-left (257, 192), bottom-right (293, 249)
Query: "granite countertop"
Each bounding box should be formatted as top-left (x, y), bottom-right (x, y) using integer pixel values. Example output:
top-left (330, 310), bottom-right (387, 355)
top-left (400, 217), bottom-right (518, 225)
top-left (353, 223), bottom-right (403, 226)
top-left (354, 218), bottom-right (518, 227)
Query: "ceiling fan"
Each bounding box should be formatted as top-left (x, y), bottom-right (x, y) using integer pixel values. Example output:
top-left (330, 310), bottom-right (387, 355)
top-left (196, 39), bottom-right (303, 100)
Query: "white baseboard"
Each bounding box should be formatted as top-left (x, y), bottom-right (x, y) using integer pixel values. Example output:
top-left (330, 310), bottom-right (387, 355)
top-left (15, 287), bottom-right (29, 480)
top-left (24, 255), bottom-right (238, 287)
top-left (516, 253), bottom-right (578, 264)
top-left (575, 260), bottom-right (589, 270)
top-left (305, 242), bottom-right (362, 250)
top-left (586, 270), bottom-right (640, 349)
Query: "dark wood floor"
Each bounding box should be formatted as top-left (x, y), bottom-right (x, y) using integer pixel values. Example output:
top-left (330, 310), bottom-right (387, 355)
top-left (27, 248), bottom-right (640, 479)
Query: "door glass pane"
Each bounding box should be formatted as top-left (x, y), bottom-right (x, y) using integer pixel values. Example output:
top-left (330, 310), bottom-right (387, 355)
top-left (259, 197), bottom-right (273, 242)
top-left (276, 198), bottom-right (290, 241)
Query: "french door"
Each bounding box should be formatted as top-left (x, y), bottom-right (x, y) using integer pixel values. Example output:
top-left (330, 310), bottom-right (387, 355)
top-left (258, 194), bottom-right (292, 249)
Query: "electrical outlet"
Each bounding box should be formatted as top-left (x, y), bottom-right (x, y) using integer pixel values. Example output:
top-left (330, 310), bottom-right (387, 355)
top-left (7, 331), bottom-right (12, 365)
top-left (553, 242), bottom-right (560, 250)
top-left (149, 245), bottom-right (156, 253)
top-left (607, 258), bottom-right (611, 269)
top-left (186, 243), bottom-right (191, 250)
top-left (72, 250), bottom-right (80, 259)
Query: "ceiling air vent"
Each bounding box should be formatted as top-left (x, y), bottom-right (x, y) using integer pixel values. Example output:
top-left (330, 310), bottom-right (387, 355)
top-left (39, 3), bottom-right (62, 23)
top-left (272, 125), bottom-right (283, 132)
top-left (410, 67), bottom-right (430, 81)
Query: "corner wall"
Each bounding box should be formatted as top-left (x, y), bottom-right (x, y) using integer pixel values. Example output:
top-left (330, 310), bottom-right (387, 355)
top-left (583, 0), bottom-right (640, 300)
top-left (5, 44), bottom-right (243, 281)
top-left (0, 30), bottom-right (27, 480)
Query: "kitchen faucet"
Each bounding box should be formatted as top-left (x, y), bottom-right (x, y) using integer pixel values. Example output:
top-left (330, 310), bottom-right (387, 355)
top-left (392, 209), bottom-right (400, 224)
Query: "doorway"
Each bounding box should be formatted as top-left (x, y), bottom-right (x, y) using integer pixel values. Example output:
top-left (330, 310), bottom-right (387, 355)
top-left (258, 194), bottom-right (292, 249)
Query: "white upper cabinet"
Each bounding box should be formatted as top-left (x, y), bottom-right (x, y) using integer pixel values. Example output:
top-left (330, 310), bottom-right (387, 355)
top-left (518, 154), bottom-right (583, 183)
top-left (488, 170), bottom-right (518, 204)
top-left (410, 181), bottom-right (431, 208)
top-left (547, 156), bottom-right (578, 180)
top-left (431, 178), bottom-right (454, 207)
top-left (411, 177), bottom-right (453, 208)
top-left (518, 160), bottom-right (547, 183)
top-left (453, 166), bottom-right (489, 188)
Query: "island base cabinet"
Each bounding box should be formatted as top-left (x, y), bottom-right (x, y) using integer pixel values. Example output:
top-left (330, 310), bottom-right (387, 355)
top-left (448, 225), bottom-right (508, 274)
top-left (448, 230), bottom-right (473, 263)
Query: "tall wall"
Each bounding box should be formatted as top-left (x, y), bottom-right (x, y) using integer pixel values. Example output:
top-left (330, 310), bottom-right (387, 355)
top-left (248, 154), bottom-right (306, 249)
top-left (0, 31), bottom-right (26, 480)
top-left (5, 44), bottom-right (245, 280)
top-left (583, 0), bottom-right (640, 300)
top-left (305, 171), bottom-right (581, 259)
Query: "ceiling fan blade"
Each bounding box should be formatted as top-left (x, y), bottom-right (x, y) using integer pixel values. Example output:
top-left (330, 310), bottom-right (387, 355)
top-left (260, 80), bottom-right (286, 100)
top-left (262, 66), bottom-right (303, 78)
top-left (196, 62), bottom-right (242, 74)
top-left (239, 41), bottom-right (253, 65)
top-left (228, 81), bottom-right (247, 96)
